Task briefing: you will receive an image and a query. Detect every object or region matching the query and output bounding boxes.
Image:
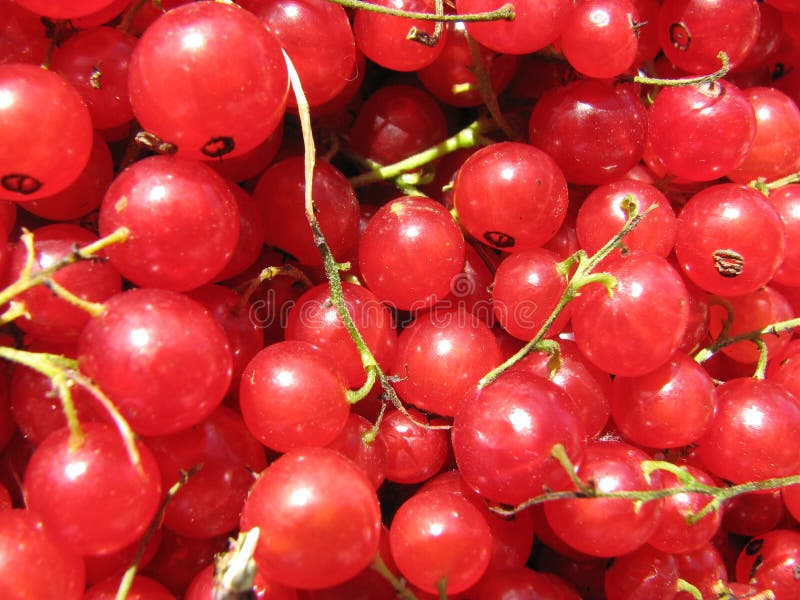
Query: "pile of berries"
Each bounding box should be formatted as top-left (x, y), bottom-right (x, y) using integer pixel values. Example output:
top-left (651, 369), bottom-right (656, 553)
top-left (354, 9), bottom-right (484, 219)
top-left (1, 0), bottom-right (800, 598)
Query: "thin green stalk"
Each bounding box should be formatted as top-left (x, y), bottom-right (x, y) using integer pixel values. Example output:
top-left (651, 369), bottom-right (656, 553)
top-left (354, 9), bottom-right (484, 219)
top-left (676, 579), bottom-right (703, 600)
top-left (489, 469), bottom-right (800, 518)
top-left (464, 30), bottom-right (520, 141)
top-left (115, 466), bottom-right (202, 600)
top-left (285, 49), bottom-right (449, 430)
top-left (478, 198), bottom-right (654, 387)
top-left (0, 347), bottom-right (84, 447)
top-left (633, 51), bottom-right (730, 87)
top-left (693, 317), bottom-right (800, 364)
top-left (371, 555), bottom-right (418, 600)
top-left (0, 227), bottom-right (130, 308)
top-left (349, 120), bottom-right (487, 188)
top-left (327, 0), bottom-right (514, 22)
top-left (765, 170), bottom-right (800, 190)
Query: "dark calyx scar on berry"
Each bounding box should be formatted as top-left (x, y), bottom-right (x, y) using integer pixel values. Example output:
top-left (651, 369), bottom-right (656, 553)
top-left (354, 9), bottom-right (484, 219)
top-left (713, 248), bottom-right (744, 278)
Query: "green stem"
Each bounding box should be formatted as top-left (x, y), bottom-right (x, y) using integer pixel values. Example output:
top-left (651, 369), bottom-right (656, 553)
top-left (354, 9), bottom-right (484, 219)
top-left (0, 347), bottom-right (85, 448)
top-left (765, 170), bottom-right (800, 190)
top-left (676, 579), bottom-right (703, 600)
top-left (693, 317), bottom-right (800, 364)
top-left (346, 366), bottom-right (378, 404)
top-left (437, 578), bottom-right (448, 600)
top-left (370, 555), bottom-right (418, 600)
top-left (489, 471), bottom-right (800, 518)
top-left (0, 227), bottom-right (130, 309)
top-left (551, 443), bottom-right (592, 495)
top-left (327, 0), bottom-right (515, 22)
top-left (753, 338), bottom-right (769, 380)
top-left (46, 279), bottom-right (106, 317)
top-left (464, 31), bottom-right (520, 141)
top-left (362, 399), bottom-right (388, 444)
top-left (478, 198), bottom-right (654, 388)
top-left (285, 49), bottom-right (447, 431)
top-left (349, 120), bottom-right (487, 188)
top-left (213, 528), bottom-right (262, 600)
top-left (633, 51), bottom-right (730, 87)
top-left (115, 465), bottom-right (202, 600)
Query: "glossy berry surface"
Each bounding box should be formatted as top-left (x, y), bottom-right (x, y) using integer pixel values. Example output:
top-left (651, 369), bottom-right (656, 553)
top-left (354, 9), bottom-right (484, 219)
top-left (78, 288), bottom-right (233, 436)
top-left (99, 155), bottom-right (240, 291)
top-left (241, 447), bottom-right (381, 590)
top-left (128, 1), bottom-right (288, 160)
top-left (239, 340), bottom-right (350, 453)
top-left (572, 251), bottom-right (689, 377)
top-left (675, 183), bottom-right (784, 296)
top-left (24, 422), bottom-right (162, 556)
top-left (359, 196), bottom-right (465, 310)
top-left (0, 63), bottom-right (93, 201)
top-left (453, 142), bottom-right (568, 249)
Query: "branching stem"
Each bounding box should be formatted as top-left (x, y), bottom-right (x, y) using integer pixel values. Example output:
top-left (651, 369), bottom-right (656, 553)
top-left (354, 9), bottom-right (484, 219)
top-left (285, 50), bottom-right (449, 430)
top-left (693, 317), bottom-right (800, 364)
top-left (478, 198), bottom-right (655, 388)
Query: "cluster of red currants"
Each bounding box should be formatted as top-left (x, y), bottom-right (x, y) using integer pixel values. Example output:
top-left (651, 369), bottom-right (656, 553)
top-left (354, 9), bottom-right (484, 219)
top-left (1, 0), bottom-right (800, 598)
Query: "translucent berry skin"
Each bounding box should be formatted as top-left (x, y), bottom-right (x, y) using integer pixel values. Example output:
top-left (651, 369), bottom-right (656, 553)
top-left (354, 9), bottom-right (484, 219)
top-left (24, 423), bottom-right (162, 556)
top-left (510, 340), bottom-right (613, 438)
top-left (456, 0), bottom-right (573, 55)
top-left (238, 341), bottom-right (350, 453)
top-left (696, 378), bottom-right (800, 483)
top-left (0, 1), bottom-right (49, 66)
top-left (392, 308), bottom-right (501, 416)
top-left (241, 447), bottom-right (382, 590)
top-left (453, 142), bottom-right (568, 250)
top-left (529, 80), bottom-right (647, 186)
top-left (0, 509), bottom-right (85, 600)
top-left (768, 185), bottom-right (800, 286)
top-left (12, 0), bottom-right (118, 19)
top-left (99, 155), bottom-right (239, 291)
top-left (0, 63), bottom-right (93, 201)
top-left (78, 288), bottom-right (233, 436)
top-left (736, 530), bottom-right (800, 599)
top-left (657, 0), bottom-right (761, 74)
top-left (242, 0), bottom-right (356, 107)
top-left (51, 26), bottom-right (137, 130)
top-left (611, 352), bottom-right (716, 448)
top-left (561, 0), bottom-right (640, 79)
top-left (491, 248), bottom-right (571, 341)
top-left (674, 183), bottom-right (784, 296)
top-left (576, 179), bottom-right (676, 259)
top-left (543, 441), bottom-right (663, 557)
top-left (572, 251), bottom-right (689, 377)
top-left (354, 0), bottom-right (446, 71)
top-left (348, 84), bottom-right (447, 166)
top-left (358, 196), bottom-right (465, 311)
top-left (253, 157), bottom-right (359, 267)
top-left (286, 282), bottom-right (396, 389)
top-left (452, 371), bottom-right (586, 505)
top-left (417, 22), bottom-right (519, 108)
top-left (647, 466), bottom-right (722, 554)
top-left (128, 1), bottom-right (288, 160)
top-left (728, 87), bottom-right (800, 184)
top-left (7, 224), bottom-right (122, 343)
top-left (647, 81), bottom-right (756, 181)
top-left (145, 406), bottom-right (267, 539)
top-left (24, 132), bottom-right (113, 221)
top-left (604, 545), bottom-right (679, 600)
